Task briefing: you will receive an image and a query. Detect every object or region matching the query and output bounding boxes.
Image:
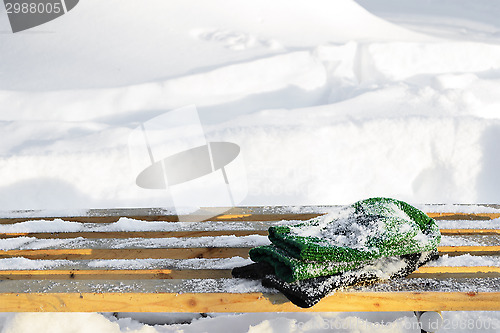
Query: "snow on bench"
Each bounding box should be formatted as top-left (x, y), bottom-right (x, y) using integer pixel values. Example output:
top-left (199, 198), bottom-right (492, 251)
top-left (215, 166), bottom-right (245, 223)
top-left (0, 205), bottom-right (499, 313)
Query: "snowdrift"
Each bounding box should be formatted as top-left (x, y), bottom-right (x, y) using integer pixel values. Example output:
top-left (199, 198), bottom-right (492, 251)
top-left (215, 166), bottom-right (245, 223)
top-left (0, 0), bottom-right (499, 208)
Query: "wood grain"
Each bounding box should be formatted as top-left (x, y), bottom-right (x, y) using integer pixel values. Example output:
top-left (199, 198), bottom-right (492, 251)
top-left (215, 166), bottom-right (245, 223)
top-left (410, 266), bottom-right (500, 278)
top-left (0, 269), bottom-right (232, 280)
top-left (0, 230), bottom-right (269, 239)
top-left (426, 212), bottom-right (500, 220)
top-left (1, 229), bottom-right (498, 239)
top-left (439, 229), bottom-right (500, 236)
top-left (438, 246), bottom-right (500, 256)
top-left (0, 292), bottom-right (498, 312)
top-left (0, 266), bottom-right (498, 281)
top-left (1, 209), bottom-right (498, 224)
top-left (0, 246), bottom-right (497, 260)
top-left (0, 248), bottom-right (252, 260)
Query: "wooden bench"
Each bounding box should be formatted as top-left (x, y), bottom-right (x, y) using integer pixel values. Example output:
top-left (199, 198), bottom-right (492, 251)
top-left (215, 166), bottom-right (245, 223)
top-left (0, 205), bottom-right (499, 314)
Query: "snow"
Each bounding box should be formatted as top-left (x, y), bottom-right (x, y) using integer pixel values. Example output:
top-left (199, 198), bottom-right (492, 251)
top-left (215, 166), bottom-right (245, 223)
top-left (0, 232), bottom-right (481, 252)
top-left (437, 218), bottom-right (500, 230)
top-left (428, 254), bottom-right (500, 267)
top-left (1, 3), bottom-right (500, 210)
top-left (0, 257), bottom-right (73, 270)
top-left (0, 312), bottom-right (431, 333)
top-left (0, 235), bottom-right (269, 250)
top-left (1, 0), bottom-right (500, 331)
top-left (417, 204), bottom-right (500, 214)
top-left (0, 218), bottom-right (273, 233)
top-left (288, 203), bottom-right (428, 251)
top-left (2, 310), bottom-right (500, 333)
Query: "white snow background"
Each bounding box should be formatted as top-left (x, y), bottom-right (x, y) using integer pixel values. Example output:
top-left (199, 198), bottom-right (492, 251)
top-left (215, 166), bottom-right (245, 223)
top-left (1, 0), bottom-right (500, 332)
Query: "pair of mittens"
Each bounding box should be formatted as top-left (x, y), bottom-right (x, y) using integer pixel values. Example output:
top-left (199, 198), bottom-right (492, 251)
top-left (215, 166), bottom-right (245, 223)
top-left (232, 250), bottom-right (439, 308)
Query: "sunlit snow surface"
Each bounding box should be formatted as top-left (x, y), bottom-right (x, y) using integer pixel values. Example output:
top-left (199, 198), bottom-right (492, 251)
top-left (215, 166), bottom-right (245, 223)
top-left (1, 1), bottom-right (500, 210)
top-left (1, 0), bottom-right (500, 331)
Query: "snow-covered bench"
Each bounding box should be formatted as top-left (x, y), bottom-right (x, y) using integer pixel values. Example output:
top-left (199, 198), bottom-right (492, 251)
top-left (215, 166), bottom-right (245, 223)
top-left (0, 205), bottom-right (499, 314)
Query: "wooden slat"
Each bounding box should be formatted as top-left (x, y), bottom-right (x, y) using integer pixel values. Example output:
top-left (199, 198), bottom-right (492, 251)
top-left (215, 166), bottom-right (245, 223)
top-left (426, 212), bottom-right (500, 220)
top-left (0, 246), bottom-right (497, 260)
top-left (0, 266), bottom-right (498, 281)
top-left (1, 210), bottom-right (497, 225)
top-left (0, 213), bottom-right (323, 224)
top-left (0, 269), bottom-right (232, 280)
top-left (438, 246), bottom-right (500, 256)
top-left (217, 214), bottom-right (252, 219)
top-left (0, 247), bottom-right (252, 260)
top-left (0, 291), bottom-right (498, 312)
top-left (211, 213), bottom-right (324, 221)
top-left (0, 230), bottom-right (269, 239)
top-left (0, 229), bottom-right (498, 239)
top-left (410, 266), bottom-right (500, 278)
top-left (440, 229), bottom-right (500, 236)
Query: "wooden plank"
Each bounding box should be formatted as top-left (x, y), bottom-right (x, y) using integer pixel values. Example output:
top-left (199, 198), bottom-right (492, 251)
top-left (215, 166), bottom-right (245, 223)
top-left (0, 230), bottom-right (269, 239)
top-left (211, 213), bottom-right (323, 221)
top-left (0, 248), bottom-right (252, 260)
top-left (409, 266), bottom-right (500, 278)
top-left (0, 291), bottom-right (498, 312)
top-left (0, 213), bottom-right (322, 224)
top-left (1, 229), bottom-right (498, 239)
top-left (440, 229), bottom-right (500, 236)
top-left (0, 216), bottom-right (124, 224)
top-left (0, 269), bottom-right (232, 280)
top-left (1, 209), bottom-right (498, 224)
top-left (1, 266), bottom-right (498, 281)
top-left (0, 246), bottom-right (497, 260)
top-left (426, 212), bottom-right (500, 220)
top-left (438, 246), bottom-right (500, 256)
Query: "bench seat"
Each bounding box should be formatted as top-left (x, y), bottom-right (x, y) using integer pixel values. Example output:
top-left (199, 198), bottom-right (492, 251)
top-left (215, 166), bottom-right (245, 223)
top-left (0, 205), bottom-right (499, 312)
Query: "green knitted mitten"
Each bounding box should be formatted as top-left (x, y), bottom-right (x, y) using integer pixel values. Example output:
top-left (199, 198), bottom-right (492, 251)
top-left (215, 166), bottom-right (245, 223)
top-left (249, 197), bottom-right (441, 282)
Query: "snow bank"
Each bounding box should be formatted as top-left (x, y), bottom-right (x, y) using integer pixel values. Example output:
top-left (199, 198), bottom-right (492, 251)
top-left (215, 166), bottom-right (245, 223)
top-left (0, 313), bottom-right (146, 333)
top-left (1, 311), bottom-right (499, 333)
top-left (0, 52), bottom-right (327, 122)
top-left (2, 1), bottom-right (499, 210)
top-left (0, 312), bottom-right (422, 333)
top-left (2, 42), bottom-right (500, 208)
top-left (0, 0), bottom-right (430, 91)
